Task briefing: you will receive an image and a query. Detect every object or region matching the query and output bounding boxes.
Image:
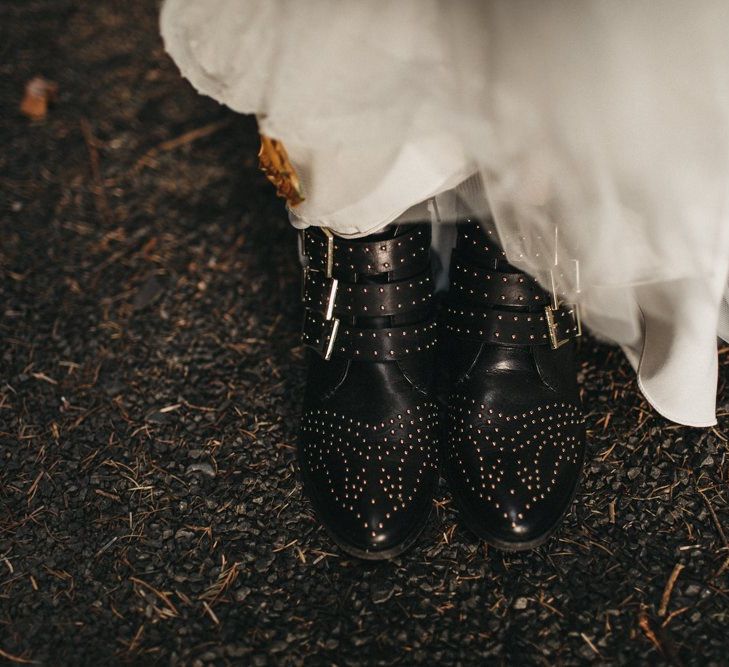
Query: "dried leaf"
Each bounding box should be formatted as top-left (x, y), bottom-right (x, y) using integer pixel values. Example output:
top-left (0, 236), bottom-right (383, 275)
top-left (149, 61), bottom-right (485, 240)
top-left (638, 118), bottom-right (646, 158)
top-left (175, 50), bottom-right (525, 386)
top-left (20, 76), bottom-right (59, 120)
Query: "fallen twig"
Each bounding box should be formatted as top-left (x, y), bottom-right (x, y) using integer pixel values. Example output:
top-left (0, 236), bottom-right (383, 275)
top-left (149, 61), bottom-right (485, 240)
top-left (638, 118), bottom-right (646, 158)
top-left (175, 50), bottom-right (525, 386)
top-left (130, 118), bottom-right (234, 175)
top-left (80, 117), bottom-right (113, 226)
top-left (658, 563), bottom-right (684, 617)
top-left (0, 647), bottom-right (36, 664)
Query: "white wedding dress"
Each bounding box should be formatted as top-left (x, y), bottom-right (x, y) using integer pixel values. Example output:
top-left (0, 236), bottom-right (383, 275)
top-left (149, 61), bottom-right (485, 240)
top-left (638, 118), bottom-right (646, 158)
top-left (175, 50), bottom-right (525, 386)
top-left (160, 0), bottom-right (729, 427)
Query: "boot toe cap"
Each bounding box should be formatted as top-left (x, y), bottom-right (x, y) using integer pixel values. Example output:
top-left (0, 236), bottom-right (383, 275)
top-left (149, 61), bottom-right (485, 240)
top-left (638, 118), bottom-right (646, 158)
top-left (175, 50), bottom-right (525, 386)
top-left (446, 398), bottom-right (585, 549)
top-left (299, 403), bottom-right (439, 559)
top-left (302, 461), bottom-right (437, 558)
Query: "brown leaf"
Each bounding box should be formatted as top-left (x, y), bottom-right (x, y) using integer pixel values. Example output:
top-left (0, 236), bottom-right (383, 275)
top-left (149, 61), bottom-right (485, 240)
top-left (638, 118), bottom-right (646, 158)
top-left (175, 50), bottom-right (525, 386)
top-left (20, 76), bottom-right (59, 120)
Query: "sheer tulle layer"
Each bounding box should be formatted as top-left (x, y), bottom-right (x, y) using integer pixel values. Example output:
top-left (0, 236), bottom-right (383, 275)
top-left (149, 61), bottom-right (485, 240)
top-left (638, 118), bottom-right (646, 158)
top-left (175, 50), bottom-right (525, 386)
top-left (160, 0), bottom-right (729, 425)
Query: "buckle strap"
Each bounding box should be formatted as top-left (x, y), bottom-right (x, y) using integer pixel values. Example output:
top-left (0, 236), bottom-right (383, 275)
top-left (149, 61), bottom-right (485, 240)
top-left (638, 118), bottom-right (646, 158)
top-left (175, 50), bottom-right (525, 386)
top-left (442, 304), bottom-right (580, 348)
top-left (303, 310), bottom-right (437, 361)
top-left (303, 226), bottom-right (430, 279)
top-left (455, 223), bottom-right (508, 267)
top-left (449, 255), bottom-right (550, 308)
top-left (303, 269), bottom-right (433, 318)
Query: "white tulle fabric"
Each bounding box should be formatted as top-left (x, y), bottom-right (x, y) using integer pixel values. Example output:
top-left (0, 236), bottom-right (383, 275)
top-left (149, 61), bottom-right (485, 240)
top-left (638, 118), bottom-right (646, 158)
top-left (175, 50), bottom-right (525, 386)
top-left (160, 0), bottom-right (729, 426)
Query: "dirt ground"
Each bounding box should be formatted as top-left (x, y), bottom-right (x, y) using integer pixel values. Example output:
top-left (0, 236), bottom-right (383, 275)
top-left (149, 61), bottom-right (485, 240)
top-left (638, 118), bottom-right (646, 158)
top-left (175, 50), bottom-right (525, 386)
top-left (1, 2), bottom-right (728, 665)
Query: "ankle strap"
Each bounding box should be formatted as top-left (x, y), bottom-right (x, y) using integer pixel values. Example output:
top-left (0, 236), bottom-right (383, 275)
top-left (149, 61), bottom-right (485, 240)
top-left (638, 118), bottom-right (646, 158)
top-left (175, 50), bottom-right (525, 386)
top-left (442, 303), bottom-right (580, 348)
top-left (303, 310), bottom-right (437, 361)
top-left (447, 223), bottom-right (581, 349)
top-left (302, 226), bottom-right (430, 280)
top-left (303, 269), bottom-right (433, 318)
top-left (302, 265), bottom-right (436, 360)
top-left (301, 226), bottom-right (436, 361)
top-left (450, 253), bottom-right (550, 308)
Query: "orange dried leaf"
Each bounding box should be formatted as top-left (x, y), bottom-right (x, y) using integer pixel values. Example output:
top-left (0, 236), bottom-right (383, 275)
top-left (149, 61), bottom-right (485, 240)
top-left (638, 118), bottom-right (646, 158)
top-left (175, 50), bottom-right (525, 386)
top-left (20, 76), bottom-right (59, 120)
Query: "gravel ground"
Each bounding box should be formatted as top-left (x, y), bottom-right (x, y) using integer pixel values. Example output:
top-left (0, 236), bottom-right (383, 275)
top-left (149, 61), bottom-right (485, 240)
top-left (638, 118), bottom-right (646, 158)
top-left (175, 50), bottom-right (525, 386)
top-left (2, 2), bottom-right (728, 665)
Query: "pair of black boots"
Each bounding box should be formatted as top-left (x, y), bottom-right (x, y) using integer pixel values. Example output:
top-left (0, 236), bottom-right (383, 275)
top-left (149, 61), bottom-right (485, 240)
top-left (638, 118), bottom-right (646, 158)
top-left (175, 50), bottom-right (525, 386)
top-left (297, 219), bottom-right (585, 559)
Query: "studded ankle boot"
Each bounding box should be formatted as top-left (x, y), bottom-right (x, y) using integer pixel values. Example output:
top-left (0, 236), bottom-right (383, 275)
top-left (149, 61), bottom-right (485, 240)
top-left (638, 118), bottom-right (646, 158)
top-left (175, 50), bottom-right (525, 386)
top-left (298, 222), bottom-right (439, 559)
top-left (440, 221), bottom-right (586, 550)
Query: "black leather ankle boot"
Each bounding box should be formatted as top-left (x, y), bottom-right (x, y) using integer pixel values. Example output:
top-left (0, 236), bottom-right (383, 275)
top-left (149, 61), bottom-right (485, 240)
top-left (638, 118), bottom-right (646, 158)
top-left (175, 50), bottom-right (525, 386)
top-left (441, 221), bottom-right (585, 551)
top-left (298, 222), bottom-right (439, 559)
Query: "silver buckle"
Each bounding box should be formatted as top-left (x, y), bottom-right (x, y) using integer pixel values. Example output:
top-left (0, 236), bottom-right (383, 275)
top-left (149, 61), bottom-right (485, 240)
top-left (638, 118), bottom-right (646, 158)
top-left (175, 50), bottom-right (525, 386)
top-left (319, 315), bottom-right (341, 361)
top-left (321, 273), bottom-right (339, 359)
top-left (301, 227), bottom-right (339, 359)
top-left (323, 276), bottom-right (339, 321)
top-left (303, 271), bottom-right (340, 319)
top-left (301, 226), bottom-right (335, 275)
top-left (544, 257), bottom-right (582, 349)
top-left (304, 310), bottom-right (341, 360)
top-left (544, 302), bottom-right (582, 350)
top-left (321, 227), bottom-right (335, 278)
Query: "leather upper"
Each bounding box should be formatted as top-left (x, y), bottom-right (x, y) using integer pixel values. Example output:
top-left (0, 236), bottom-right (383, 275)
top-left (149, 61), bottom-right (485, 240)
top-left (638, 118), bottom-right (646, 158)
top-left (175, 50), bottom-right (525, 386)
top-left (442, 221), bottom-right (585, 548)
top-left (298, 224), bottom-right (439, 557)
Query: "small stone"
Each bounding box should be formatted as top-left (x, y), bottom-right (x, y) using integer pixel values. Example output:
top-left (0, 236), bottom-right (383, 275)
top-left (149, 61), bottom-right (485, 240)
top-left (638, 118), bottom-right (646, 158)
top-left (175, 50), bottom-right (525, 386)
top-left (226, 646), bottom-right (251, 658)
top-left (234, 587), bottom-right (252, 602)
top-left (145, 410), bottom-right (171, 425)
top-left (185, 462), bottom-right (216, 478)
top-left (700, 455), bottom-right (714, 467)
top-left (132, 275), bottom-right (164, 311)
top-left (254, 556), bottom-right (274, 573)
top-left (269, 640), bottom-right (288, 653)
